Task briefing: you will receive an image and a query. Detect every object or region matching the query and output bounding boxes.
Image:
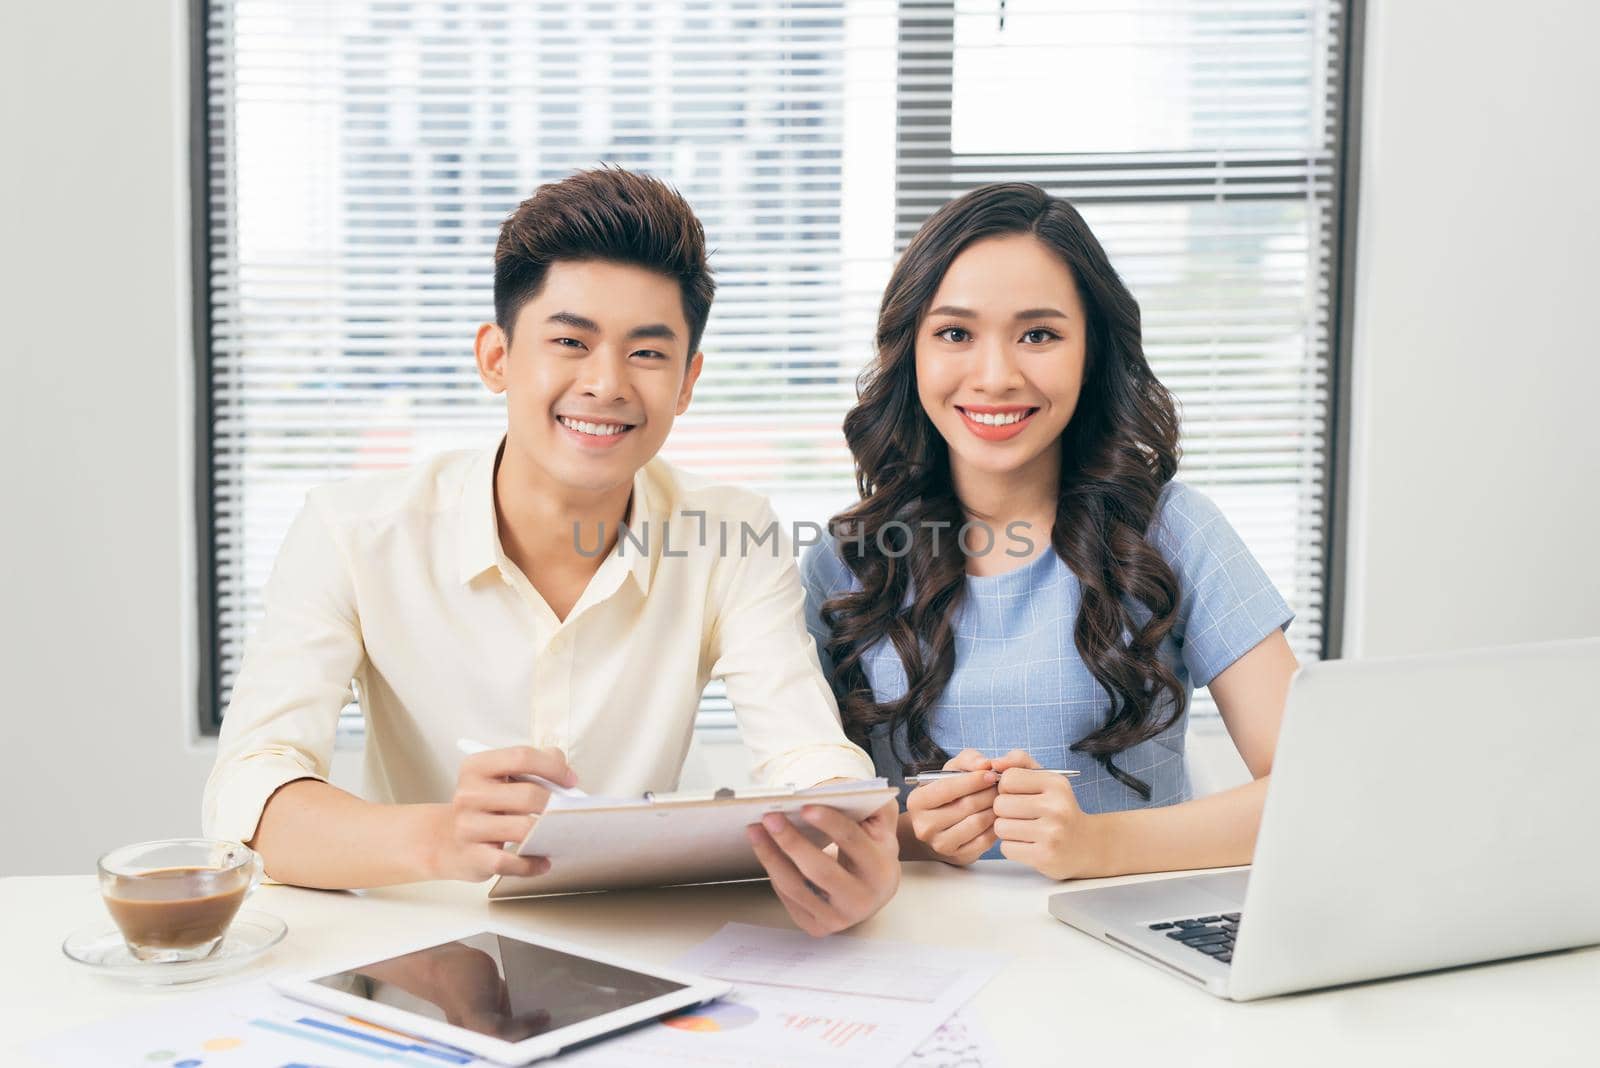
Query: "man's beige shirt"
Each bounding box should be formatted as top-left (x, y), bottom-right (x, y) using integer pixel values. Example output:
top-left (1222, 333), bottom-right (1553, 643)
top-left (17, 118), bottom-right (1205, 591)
top-left (202, 438), bottom-right (872, 843)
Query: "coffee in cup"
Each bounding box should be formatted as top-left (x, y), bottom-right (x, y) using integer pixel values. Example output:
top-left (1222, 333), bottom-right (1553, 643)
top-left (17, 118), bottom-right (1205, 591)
top-left (97, 839), bottom-right (262, 962)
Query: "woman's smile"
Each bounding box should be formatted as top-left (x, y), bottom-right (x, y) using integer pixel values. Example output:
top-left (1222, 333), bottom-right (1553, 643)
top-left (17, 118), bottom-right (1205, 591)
top-left (955, 404), bottom-right (1040, 442)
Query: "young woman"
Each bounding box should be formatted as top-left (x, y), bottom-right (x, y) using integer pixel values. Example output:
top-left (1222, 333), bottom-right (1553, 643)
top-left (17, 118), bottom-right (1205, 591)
top-left (801, 182), bottom-right (1300, 878)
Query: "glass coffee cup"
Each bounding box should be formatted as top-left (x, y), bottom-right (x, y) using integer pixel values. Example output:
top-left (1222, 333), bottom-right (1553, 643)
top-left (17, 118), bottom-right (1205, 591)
top-left (96, 838), bottom-right (264, 962)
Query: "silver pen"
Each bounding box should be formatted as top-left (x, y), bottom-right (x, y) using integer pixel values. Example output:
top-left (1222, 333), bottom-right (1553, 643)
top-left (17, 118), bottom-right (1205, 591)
top-left (903, 768), bottom-right (1080, 785)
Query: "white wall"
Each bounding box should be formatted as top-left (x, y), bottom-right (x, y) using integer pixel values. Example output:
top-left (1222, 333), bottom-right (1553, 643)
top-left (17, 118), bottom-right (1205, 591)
top-left (1343, 0), bottom-right (1600, 658)
top-left (2, 0), bottom-right (217, 875)
top-left (4, 0), bottom-right (1597, 875)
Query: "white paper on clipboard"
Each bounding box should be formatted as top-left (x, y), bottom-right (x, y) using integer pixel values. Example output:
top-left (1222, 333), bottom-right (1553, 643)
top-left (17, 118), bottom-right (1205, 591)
top-left (487, 779), bottom-right (895, 900)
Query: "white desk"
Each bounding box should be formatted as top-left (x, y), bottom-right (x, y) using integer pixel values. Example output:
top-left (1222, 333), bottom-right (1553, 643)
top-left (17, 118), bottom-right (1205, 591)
top-left (4, 863), bottom-right (1597, 1066)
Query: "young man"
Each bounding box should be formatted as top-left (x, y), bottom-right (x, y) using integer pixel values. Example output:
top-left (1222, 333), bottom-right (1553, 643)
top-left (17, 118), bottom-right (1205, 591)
top-left (203, 167), bottom-right (899, 936)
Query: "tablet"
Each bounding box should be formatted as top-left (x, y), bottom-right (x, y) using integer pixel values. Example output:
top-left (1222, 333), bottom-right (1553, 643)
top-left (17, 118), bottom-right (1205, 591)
top-left (273, 925), bottom-right (732, 1066)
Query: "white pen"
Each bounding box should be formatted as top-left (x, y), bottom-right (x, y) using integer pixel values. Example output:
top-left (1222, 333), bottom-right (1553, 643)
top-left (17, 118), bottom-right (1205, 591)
top-left (455, 738), bottom-right (588, 798)
top-left (904, 768), bottom-right (1080, 785)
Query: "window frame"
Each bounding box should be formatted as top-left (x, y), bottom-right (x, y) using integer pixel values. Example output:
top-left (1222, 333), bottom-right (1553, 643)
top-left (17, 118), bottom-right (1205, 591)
top-left (191, 0), bottom-right (224, 736)
top-left (189, 0), bottom-right (1363, 735)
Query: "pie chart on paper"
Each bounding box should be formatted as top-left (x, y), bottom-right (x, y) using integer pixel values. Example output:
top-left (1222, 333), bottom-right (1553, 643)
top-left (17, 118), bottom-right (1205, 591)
top-left (662, 1000), bottom-right (760, 1032)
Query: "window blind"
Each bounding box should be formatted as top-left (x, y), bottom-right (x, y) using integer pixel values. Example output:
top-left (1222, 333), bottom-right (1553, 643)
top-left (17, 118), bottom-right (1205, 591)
top-left (200, 0), bottom-right (1349, 735)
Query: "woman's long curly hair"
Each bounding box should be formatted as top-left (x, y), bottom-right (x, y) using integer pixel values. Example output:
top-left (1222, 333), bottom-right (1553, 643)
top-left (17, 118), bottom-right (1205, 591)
top-left (820, 182), bottom-right (1185, 798)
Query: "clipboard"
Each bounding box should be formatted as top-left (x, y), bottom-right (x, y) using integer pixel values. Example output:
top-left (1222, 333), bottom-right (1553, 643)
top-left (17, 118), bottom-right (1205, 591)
top-left (488, 779), bottom-right (896, 900)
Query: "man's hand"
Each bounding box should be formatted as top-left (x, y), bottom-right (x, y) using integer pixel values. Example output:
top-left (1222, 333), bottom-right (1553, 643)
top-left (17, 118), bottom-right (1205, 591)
top-left (429, 746), bottom-right (579, 882)
top-left (992, 750), bottom-right (1098, 879)
top-left (904, 748), bottom-right (1000, 865)
top-left (746, 799), bottom-right (900, 937)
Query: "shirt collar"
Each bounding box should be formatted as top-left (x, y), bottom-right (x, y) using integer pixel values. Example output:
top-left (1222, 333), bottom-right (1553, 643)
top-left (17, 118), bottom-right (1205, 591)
top-left (456, 436), bottom-right (659, 597)
top-left (456, 438), bottom-right (505, 586)
top-left (617, 462), bottom-right (659, 596)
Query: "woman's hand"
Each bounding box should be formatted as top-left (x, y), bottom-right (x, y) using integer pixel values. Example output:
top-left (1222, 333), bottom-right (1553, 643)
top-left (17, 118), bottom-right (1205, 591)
top-left (746, 799), bottom-right (901, 937)
top-left (904, 748), bottom-right (1001, 865)
top-left (427, 746), bottom-right (579, 882)
top-left (992, 750), bottom-right (1101, 880)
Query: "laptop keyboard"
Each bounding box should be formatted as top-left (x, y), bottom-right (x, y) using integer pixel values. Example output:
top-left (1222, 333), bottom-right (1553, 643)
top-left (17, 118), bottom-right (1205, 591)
top-left (1147, 913), bottom-right (1242, 965)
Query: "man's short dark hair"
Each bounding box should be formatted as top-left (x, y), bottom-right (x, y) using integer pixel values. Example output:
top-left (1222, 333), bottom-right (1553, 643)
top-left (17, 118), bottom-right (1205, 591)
top-left (494, 167), bottom-right (715, 354)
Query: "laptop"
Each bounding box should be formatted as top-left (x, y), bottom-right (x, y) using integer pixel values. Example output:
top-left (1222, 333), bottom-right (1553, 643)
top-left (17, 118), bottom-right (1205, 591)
top-left (1048, 636), bottom-right (1600, 1000)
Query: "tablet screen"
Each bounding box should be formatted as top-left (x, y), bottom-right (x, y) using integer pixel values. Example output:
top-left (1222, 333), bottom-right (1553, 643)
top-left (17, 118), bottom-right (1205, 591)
top-left (312, 932), bottom-right (688, 1042)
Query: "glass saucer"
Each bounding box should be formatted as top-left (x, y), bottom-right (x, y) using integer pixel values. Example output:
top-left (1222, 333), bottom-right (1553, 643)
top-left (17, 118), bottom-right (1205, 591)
top-left (62, 911), bottom-right (287, 985)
